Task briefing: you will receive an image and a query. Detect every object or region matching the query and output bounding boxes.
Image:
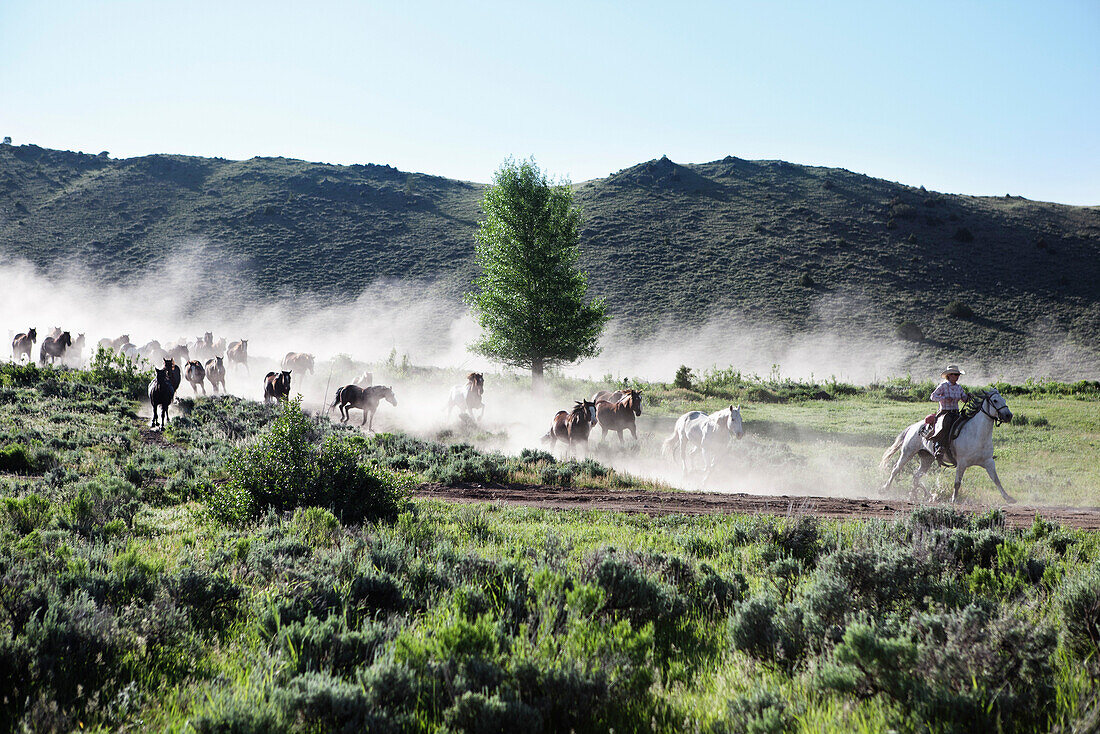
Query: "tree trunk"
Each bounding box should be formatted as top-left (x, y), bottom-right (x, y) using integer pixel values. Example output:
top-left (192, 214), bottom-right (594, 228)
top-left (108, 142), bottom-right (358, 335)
top-left (531, 358), bottom-right (544, 390)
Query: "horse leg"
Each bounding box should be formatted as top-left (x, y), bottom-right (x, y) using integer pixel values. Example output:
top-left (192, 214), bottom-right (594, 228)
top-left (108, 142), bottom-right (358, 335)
top-left (883, 442), bottom-right (918, 492)
top-left (629, 424), bottom-right (637, 442)
top-left (910, 453), bottom-right (934, 501)
top-left (617, 429), bottom-right (624, 445)
top-left (981, 460), bottom-right (1016, 504)
top-left (362, 407), bottom-right (368, 427)
top-left (951, 465), bottom-right (968, 504)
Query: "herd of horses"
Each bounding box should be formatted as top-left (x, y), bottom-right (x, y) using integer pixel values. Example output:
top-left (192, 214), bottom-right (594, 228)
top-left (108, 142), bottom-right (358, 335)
top-left (8, 326), bottom-right (1016, 502)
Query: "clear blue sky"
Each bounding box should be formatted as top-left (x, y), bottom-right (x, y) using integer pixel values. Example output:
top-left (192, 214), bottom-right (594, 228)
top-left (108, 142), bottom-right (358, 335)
top-left (3, 1), bottom-right (1098, 204)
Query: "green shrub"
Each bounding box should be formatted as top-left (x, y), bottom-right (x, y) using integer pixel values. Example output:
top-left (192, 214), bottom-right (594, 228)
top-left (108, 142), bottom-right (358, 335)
top-left (279, 672), bottom-right (395, 732)
top-left (896, 321), bottom-right (924, 341)
top-left (1, 494), bottom-right (54, 534)
top-left (0, 443), bottom-right (54, 474)
top-left (1061, 567), bottom-right (1100, 657)
top-left (944, 300), bottom-right (974, 319)
top-left (718, 688), bottom-right (795, 734)
top-left (591, 554), bottom-right (686, 628)
top-left (442, 691), bottom-right (542, 733)
top-left (63, 476), bottom-right (142, 535)
top-left (280, 618), bottom-right (390, 676)
top-left (673, 365), bottom-right (694, 390)
top-left (728, 594), bottom-right (806, 671)
top-left (216, 397), bottom-right (410, 524)
top-left (171, 568), bottom-right (242, 632)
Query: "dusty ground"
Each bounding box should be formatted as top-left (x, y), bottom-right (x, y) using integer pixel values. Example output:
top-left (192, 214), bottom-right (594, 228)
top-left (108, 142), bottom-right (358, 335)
top-left (414, 483), bottom-right (1100, 530)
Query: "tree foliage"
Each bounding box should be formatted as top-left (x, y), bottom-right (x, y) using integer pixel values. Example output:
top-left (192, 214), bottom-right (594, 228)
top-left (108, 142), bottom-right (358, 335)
top-left (465, 159), bottom-right (608, 380)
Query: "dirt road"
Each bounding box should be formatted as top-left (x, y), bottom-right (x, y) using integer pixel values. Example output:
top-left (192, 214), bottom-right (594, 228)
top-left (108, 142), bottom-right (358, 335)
top-left (414, 483), bottom-right (1100, 530)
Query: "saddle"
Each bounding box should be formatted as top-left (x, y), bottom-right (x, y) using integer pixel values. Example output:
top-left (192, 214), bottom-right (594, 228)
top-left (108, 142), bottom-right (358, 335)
top-left (919, 412), bottom-right (971, 467)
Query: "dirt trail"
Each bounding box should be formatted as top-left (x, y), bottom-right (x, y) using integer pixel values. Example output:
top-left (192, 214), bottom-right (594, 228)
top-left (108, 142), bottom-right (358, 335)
top-left (414, 483), bottom-right (1100, 530)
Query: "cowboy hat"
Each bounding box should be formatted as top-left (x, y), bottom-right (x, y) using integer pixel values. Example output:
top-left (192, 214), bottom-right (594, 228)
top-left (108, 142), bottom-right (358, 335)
top-left (941, 365), bottom-right (965, 376)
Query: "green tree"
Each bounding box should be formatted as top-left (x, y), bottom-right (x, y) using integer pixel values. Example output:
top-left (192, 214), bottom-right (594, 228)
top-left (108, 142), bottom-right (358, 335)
top-left (466, 159), bottom-right (608, 384)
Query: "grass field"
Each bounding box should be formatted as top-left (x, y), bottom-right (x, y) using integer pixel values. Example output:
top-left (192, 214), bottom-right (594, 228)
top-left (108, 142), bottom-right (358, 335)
top-left (2, 359), bottom-right (1100, 732)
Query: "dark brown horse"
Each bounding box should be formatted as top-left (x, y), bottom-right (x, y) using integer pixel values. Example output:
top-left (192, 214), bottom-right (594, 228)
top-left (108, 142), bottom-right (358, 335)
top-left (543, 399), bottom-right (598, 455)
top-left (12, 328), bottom-right (36, 362)
top-left (227, 340), bottom-right (249, 373)
top-left (281, 352), bottom-right (315, 375)
top-left (39, 331), bottom-right (72, 366)
top-left (264, 371), bottom-right (292, 403)
top-left (148, 367), bottom-right (175, 428)
top-left (163, 358), bottom-right (182, 391)
top-left (185, 360), bottom-right (207, 395)
top-left (595, 389), bottom-right (644, 443)
top-left (204, 356), bottom-right (226, 393)
top-left (331, 384), bottom-right (397, 430)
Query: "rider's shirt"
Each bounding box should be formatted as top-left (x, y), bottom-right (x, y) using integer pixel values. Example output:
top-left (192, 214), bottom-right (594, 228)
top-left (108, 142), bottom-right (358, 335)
top-left (930, 381), bottom-right (967, 411)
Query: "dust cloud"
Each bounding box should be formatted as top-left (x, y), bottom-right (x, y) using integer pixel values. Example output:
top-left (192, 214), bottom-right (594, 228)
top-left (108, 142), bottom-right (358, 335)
top-left (1, 251), bottom-right (1093, 501)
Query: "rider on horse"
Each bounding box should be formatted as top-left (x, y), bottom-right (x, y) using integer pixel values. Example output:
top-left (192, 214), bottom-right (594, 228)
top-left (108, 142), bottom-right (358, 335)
top-left (929, 365), bottom-right (969, 462)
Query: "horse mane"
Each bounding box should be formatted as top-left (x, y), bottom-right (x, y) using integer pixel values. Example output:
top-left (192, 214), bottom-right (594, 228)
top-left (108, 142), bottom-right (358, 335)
top-left (960, 389), bottom-right (990, 419)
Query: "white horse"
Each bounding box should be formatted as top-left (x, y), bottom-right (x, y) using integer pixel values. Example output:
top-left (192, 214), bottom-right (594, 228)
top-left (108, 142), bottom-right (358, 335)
top-left (881, 389), bottom-right (1015, 503)
top-left (448, 372), bottom-right (485, 422)
top-left (663, 405), bottom-right (744, 473)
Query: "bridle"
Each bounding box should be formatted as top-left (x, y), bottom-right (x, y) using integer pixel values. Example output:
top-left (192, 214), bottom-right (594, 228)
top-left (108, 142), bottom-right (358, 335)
top-left (975, 390), bottom-right (1010, 425)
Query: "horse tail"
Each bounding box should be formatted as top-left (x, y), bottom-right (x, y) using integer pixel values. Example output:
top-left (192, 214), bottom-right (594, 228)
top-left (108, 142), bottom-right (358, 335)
top-left (330, 386), bottom-right (343, 408)
top-left (880, 428), bottom-right (908, 469)
top-left (661, 432), bottom-right (679, 456)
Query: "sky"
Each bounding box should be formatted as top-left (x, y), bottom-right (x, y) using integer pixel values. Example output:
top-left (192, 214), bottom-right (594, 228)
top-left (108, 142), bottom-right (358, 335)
top-left (2, 1), bottom-right (1098, 204)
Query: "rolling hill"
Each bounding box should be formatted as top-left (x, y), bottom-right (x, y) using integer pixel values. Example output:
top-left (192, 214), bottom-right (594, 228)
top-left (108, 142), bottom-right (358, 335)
top-left (1, 142), bottom-right (1097, 375)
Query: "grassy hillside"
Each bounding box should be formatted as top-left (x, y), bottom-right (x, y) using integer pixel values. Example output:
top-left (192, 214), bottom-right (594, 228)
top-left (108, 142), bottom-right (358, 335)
top-left (1, 142), bottom-right (1097, 371)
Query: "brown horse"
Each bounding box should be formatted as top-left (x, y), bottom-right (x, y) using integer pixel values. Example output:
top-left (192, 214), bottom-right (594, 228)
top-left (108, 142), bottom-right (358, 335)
top-left (185, 360), bottom-right (207, 395)
top-left (163, 358), bottom-right (182, 391)
top-left (167, 343), bottom-right (190, 365)
top-left (264, 371), bottom-right (292, 403)
top-left (543, 400), bottom-right (598, 455)
top-left (39, 331), bottom-right (72, 366)
top-left (331, 384), bottom-right (397, 430)
top-left (12, 328), bottom-right (36, 362)
top-left (227, 340), bottom-right (249, 373)
top-left (591, 389), bottom-right (624, 405)
top-left (282, 352), bottom-right (315, 375)
top-left (148, 367), bottom-right (175, 428)
top-left (595, 389), bottom-right (644, 443)
top-left (205, 356), bottom-right (226, 393)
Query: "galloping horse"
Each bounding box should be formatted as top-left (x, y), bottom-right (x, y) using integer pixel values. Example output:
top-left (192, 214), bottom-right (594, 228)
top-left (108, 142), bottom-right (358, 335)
top-left (148, 367), bottom-right (175, 428)
top-left (68, 333), bottom-right (86, 365)
top-left (227, 340), bottom-right (249, 373)
top-left (98, 334), bottom-right (130, 352)
top-left (331, 384), bottom-right (397, 430)
top-left (166, 343), bottom-right (190, 365)
top-left (205, 356), bottom-right (226, 393)
top-left (139, 341), bottom-right (167, 365)
top-left (190, 333), bottom-right (215, 362)
top-left (185, 360), bottom-right (207, 395)
top-left (281, 352), bottom-right (315, 375)
top-left (663, 405), bottom-right (744, 473)
top-left (595, 389), bottom-right (643, 443)
top-left (39, 331), bottom-right (72, 366)
top-left (881, 388), bottom-right (1015, 503)
top-left (448, 372), bottom-right (485, 421)
top-left (264, 371), bottom-right (292, 403)
top-left (544, 400), bottom-right (598, 455)
top-left (11, 328), bottom-right (36, 362)
top-left (163, 358), bottom-right (182, 391)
